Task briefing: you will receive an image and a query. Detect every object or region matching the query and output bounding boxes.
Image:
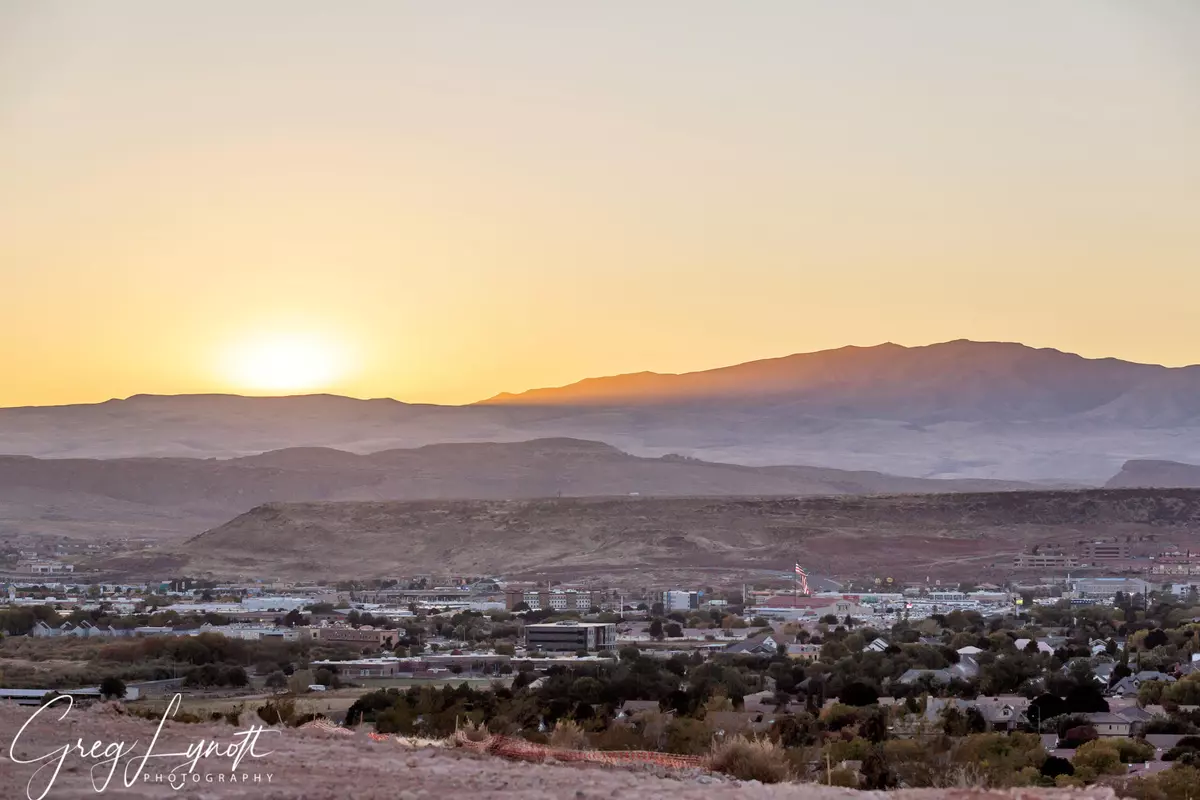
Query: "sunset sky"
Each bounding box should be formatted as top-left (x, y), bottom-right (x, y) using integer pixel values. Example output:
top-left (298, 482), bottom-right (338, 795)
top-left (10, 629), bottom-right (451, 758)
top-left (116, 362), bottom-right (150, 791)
top-left (2, 2), bottom-right (1199, 407)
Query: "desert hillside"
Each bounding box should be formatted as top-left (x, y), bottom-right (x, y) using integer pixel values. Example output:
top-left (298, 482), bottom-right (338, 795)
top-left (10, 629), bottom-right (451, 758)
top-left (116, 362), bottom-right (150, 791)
top-left (170, 489), bottom-right (1200, 582)
top-left (1106, 459), bottom-right (1200, 489)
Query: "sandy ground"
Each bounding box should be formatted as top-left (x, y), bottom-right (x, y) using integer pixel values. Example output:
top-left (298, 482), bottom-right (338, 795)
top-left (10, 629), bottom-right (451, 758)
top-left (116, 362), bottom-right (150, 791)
top-left (0, 702), bottom-right (1123, 800)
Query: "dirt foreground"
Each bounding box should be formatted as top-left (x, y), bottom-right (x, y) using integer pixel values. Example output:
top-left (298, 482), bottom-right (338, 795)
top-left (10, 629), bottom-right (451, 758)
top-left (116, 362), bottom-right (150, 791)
top-left (0, 701), bottom-right (1124, 800)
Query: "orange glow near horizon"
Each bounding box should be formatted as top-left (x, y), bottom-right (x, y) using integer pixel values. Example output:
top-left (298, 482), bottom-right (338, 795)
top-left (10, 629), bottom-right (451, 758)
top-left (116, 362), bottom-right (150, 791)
top-left (2, 3), bottom-right (1200, 408)
top-left (221, 332), bottom-right (352, 394)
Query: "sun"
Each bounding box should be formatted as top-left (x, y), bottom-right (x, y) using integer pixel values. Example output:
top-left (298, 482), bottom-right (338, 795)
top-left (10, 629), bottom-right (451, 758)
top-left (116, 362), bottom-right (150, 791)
top-left (225, 332), bottom-right (346, 393)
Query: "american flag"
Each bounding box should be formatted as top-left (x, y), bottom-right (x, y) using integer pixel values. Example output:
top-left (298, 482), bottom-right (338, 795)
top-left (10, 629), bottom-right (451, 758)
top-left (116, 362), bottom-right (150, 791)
top-left (794, 563), bottom-right (810, 596)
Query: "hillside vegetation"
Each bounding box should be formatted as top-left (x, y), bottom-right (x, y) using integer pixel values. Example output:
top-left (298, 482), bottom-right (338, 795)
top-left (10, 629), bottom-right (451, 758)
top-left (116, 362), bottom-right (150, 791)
top-left (173, 489), bottom-right (1200, 582)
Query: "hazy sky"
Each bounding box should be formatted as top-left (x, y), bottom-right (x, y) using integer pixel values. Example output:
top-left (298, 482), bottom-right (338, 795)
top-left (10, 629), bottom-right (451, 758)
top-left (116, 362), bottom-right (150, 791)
top-left (2, 1), bottom-right (1198, 407)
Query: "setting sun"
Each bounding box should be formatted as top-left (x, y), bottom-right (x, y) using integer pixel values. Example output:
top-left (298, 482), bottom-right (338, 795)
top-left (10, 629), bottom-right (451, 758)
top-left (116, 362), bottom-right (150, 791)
top-left (224, 332), bottom-right (348, 393)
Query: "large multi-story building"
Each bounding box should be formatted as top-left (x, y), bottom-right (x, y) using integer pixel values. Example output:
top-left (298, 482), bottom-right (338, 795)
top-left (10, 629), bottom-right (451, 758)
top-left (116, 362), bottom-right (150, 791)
top-left (1072, 577), bottom-right (1150, 598)
top-left (525, 621), bottom-right (617, 652)
top-left (657, 590), bottom-right (700, 612)
top-left (1079, 542), bottom-right (1132, 563)
top-left (1152, 553), bottom-right (1200, 576)
top-left (302, 626), bottom-right (396, 647)
top-left (1013, 552), bottom-right (1079, 570)
top-left (505, 588), bottom-right (606, 612)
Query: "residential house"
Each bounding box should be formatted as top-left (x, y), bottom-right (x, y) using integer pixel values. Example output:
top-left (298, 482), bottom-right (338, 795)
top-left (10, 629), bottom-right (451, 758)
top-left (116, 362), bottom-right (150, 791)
top-left (1084, 712), bottom-right (1133, 737)
top-left (1108, 672), bottom-right (1175, 698)
top-left (708, 711), bottom-right (774, 737)
top-left (614, 700), bottom-right (669, 724)
top-left (865, 638), bottom-right (889, 653)
top-left (1114, 705), bottom-right (1157, 736)
top-left (786, 643), bottom-right (822, 661)
top-left (724, 632), bottom-right (778, 655)
top-left (952, 655), bottom-right (980, 681)
top-left (1145, 734), bottom-right (1187, 759)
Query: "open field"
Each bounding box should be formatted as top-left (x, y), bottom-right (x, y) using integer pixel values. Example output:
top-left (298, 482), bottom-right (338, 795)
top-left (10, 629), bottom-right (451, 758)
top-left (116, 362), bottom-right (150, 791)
top-left (166, 488), bottom-right (1200, 584)
top-left (130, 679), bottom-right (507, 722)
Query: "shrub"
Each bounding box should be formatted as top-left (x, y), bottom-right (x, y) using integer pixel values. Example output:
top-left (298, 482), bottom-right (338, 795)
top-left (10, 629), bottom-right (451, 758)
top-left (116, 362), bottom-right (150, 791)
top-left (826, 767), bottom-right (859, 788)
top-left (549, 719), bottom-right (588, 751)
top-left (99, 676), bottom-right (126, 700)
top-left (708, 735), bottom-right (792, 783)
top-left (590, 725), bottom-right (646, 751)
top-left (1041, 755), bottom-right (1074, 779)
top-left (256, 698), bottom-right (297, 727)
top-left (665, 717), bottom-right (713, 755)
top-left (461, 720), bottom-right (490, 742)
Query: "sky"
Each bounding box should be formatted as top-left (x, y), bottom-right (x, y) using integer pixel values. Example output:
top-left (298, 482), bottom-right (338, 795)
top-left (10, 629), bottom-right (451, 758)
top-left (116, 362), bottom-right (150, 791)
top-left (2, 1), bottom-right (1199, 407)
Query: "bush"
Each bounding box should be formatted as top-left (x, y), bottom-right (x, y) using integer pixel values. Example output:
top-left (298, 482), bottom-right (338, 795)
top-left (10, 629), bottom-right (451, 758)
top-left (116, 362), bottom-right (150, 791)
top-left (590, 725), bottom-right (647, 751)
top-left (1041, 755), bottom-right (1074, 779)
top-left (548, 719), bottom-right (588, 751)
top-left (99, 676), bottom-right (126, 700)
top-left (256, 698), bottom-right (297, 727)
top-left (826, 767), bottom-right (859, 787)
top-left (708, 735), bottom-right (792, 783)
top-left (461, 720), bottom-right (490, 742)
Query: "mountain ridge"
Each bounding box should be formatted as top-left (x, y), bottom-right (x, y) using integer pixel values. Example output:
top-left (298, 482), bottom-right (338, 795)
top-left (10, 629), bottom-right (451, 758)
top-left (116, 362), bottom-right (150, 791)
top-left (476, 340), bottom-right (1194, 420)
top-left (4, 340), bottom-right (1200, 482)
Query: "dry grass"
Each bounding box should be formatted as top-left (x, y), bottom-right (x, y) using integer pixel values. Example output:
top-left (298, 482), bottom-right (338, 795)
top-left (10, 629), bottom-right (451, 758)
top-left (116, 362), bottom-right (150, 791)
top-left (461, 720), bottom-right (491, 742)
top-left (548, 720), bottom-right (589, 751)
top-left (707, 735), bottom-right (793, 784)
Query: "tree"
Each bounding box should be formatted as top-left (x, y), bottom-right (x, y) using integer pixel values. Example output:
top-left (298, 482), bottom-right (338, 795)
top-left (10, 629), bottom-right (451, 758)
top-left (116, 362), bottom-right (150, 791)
top-left (1028, 694), bottom-right (1069, 730)
top-left (664, 622), bottom-right (683, 638)
top-left (1072, 740), bottom-right (1125, 782)
top-left (99, 676), bottom-right (126, 701)
top-left (265, 671), bottom-right (288, 690)
top-left (1065, 684), bottom-right (1109, 714)
top-left (1144, 628), bottom-right (1169, 650)
top-left (838, 681), bottom-right (879, 707)
top-left (1139, 680), bottom-right (1169, 707)
top-left (649, 619), bottom-right (664, 640)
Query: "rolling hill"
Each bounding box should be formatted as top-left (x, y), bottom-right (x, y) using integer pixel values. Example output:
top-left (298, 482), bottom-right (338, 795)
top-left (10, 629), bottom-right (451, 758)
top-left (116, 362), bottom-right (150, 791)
top-left (0, 438), bottom-right (1029, 543)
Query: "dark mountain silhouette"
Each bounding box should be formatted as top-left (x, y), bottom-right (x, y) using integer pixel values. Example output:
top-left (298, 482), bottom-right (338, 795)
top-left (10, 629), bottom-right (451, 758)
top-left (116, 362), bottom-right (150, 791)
top-left (480, 340), bottom-right (1200, 423)
top-left (4, 341), bottom-right (1200, 482)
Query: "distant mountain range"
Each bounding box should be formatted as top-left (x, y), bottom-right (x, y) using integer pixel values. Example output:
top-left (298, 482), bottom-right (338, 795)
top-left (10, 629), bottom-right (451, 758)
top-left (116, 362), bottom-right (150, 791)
top-left (3, 340), bottom-right (1200, 482)
top-left (481, 340), bottom-right (1200, 423)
